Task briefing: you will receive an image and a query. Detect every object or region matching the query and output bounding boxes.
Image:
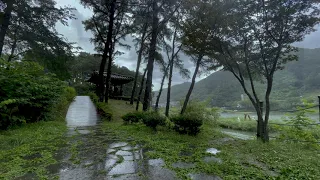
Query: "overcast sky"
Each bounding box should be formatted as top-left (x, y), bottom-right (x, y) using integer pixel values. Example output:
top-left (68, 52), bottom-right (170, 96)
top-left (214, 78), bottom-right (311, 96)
top-left (55, 0), bottom-right (320, 90)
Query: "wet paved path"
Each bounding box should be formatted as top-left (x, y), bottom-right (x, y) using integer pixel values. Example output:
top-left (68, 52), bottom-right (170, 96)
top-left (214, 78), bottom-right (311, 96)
top-left (49, 96), bottom-right (178, 180)
top-left (47, 96), bottom-right (223, 180)
top-left (66, 96), bottom-right (99, 127)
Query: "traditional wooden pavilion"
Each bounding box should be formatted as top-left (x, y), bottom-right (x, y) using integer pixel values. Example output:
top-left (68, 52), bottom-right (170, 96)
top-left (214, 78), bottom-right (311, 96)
top-left (87, 71), bottom-right (134, 97)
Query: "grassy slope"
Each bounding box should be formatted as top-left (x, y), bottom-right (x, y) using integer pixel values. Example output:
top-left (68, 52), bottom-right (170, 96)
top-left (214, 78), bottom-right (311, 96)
top-left (0, 121), bottom-right (67, 179)
top-left (0, 89), bottom-right (75, 179)
top-left (102, 100), bottom-right (320, 179)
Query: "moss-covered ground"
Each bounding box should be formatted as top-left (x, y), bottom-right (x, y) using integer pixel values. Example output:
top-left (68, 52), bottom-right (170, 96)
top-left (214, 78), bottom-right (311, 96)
top-left (0, 121), bottom-right (67, 179)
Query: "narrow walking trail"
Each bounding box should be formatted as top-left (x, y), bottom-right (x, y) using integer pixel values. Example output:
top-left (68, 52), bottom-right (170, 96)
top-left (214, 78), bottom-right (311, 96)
top-left (66, 96), bottom-right (99, 127)
top-left (48, 96), bottom-right (177, 180)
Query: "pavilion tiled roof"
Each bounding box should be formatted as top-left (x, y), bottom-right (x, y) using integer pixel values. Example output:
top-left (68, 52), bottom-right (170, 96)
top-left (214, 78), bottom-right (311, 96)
top-left (87, 71), bottom-right (134, 85)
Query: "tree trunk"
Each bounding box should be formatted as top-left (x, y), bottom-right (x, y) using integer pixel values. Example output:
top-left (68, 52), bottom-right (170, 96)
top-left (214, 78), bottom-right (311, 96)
top-left (155, 64), bottom-right (169, 110)
top-left (98, 49), bottom-right (108, 101)
top-left (238, 81), bottom-right (264, 140)
top-left (103, 0), bottom-right (116, 103)
top-left (143, 1), bottom-right (158, 111)
top-left (165, 28), bottom-right (179, 117)
top-left (0, 0), bottom-right (13, 57)
top-left (130, 24), bottom-right (147, 105)
top-left (8, 27), bottom-right (17, 62)
top-left (257, 102), bottom-right (263, 140)
top-left (130, 46), bottom-right (143, 104)
top-left (181, 55), bottom-right (202, 114)
top-left (165, 59), bottom-right (174, 117)
top-left (8, 38), bottom-right (16, 62)
top-left (136, 68), bottom-right (147, 111)
top-left (263, 77), bottom-right (273, 142)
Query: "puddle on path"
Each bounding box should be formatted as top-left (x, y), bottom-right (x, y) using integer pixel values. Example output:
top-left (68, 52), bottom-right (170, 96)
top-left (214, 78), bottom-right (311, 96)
top-left (206, 148), bottom-right (221, 155)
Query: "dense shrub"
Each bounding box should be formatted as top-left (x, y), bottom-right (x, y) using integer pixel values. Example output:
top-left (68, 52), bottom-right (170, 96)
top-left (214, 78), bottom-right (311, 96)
top-left (72, 83), bottom-right (95, 95)
top-left (46, 86), bottom-right (76, 121)
top-left (88, 92), bottom-right (99, 103)
top-left (171, 113), bottom-right (203, 135)
top-left (142, 112), bottom-right (166, 130)
top-left (122, 111), bottom-right (145, 123)
top-left (0, 60), bottom-right (73, 129)
top-left (96, 102), bottom-right (113, 121)
top-left (64, 87), bottom-right (77, 102)
top-left (184, 100), bottom-right (220, 124)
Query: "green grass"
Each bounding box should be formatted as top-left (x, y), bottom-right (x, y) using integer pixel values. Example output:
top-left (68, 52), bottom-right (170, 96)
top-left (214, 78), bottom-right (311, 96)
top-left (0, 121), bottom-right (67, 179)
top-left (0, 88), bottom-right (75, 179)
top-left (217, 117), bottom-right (279, 132)
top-left (98, 100), bottom-right (320, 179)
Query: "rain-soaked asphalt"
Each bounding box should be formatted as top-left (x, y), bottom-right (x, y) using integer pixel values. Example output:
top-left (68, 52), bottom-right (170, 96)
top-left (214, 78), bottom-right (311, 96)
top-left (48, 96), bottom-right (183, 180)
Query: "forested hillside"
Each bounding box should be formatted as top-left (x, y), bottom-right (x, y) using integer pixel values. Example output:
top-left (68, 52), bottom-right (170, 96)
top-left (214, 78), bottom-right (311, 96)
top-left (157, 48), bottom-right (320, 110)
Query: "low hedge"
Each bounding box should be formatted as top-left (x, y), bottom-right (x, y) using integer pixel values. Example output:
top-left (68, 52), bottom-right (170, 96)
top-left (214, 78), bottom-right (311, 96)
top-left (122, 111), bottom-right (145, 123)
top-left (171, 113), bottom-right (203, 135)
top-left (121, 111), bottom-right (166, 130)
top-left (88, 92), bottom-right (113, 121)
top-left (96, 102), bottom-right (113, 121)
top-left (142, 112), bottom-right (166, 130)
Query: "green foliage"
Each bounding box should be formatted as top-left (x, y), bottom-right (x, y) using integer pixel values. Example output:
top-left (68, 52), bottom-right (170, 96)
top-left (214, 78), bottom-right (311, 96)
top-left (89, 93), bottom-right (113, 121)
top-left (276, 101), bottom-right (320, 147)
top-left (72, 83), bottom-right (95, 96)
top-left (4, 0), bottom-right (76, 80)
top-left (121, 111), bottom-right (145, 123)
top-left (64, 87), bottom-right (77, 102)
top-left (96, 102), bottom-right (113, 121)
top-left (218, 117), bottom-right (277, 132)
top-left (88, 92), bottom-right (99, 104)
top-left (218, 118), bottom-right (258, 132)
top-left (166, 101), bottom-right (218, 135)
top-left (142, 111), bottom-right (166, 130)
top-left (171, 113), bottom-right (203, 135)
top-left (0, 60), bottom-right (71, 129)
top-left (0, 81), bottom-right (74, 179)
top-left (184, 100), bottom-right (220, 123)
top-left (46, 86), bottom-right (76, 121)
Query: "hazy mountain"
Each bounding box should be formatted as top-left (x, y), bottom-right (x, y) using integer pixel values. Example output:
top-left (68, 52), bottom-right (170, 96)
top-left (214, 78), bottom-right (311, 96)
top-left (155, 48), bottom-right (320, 110)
